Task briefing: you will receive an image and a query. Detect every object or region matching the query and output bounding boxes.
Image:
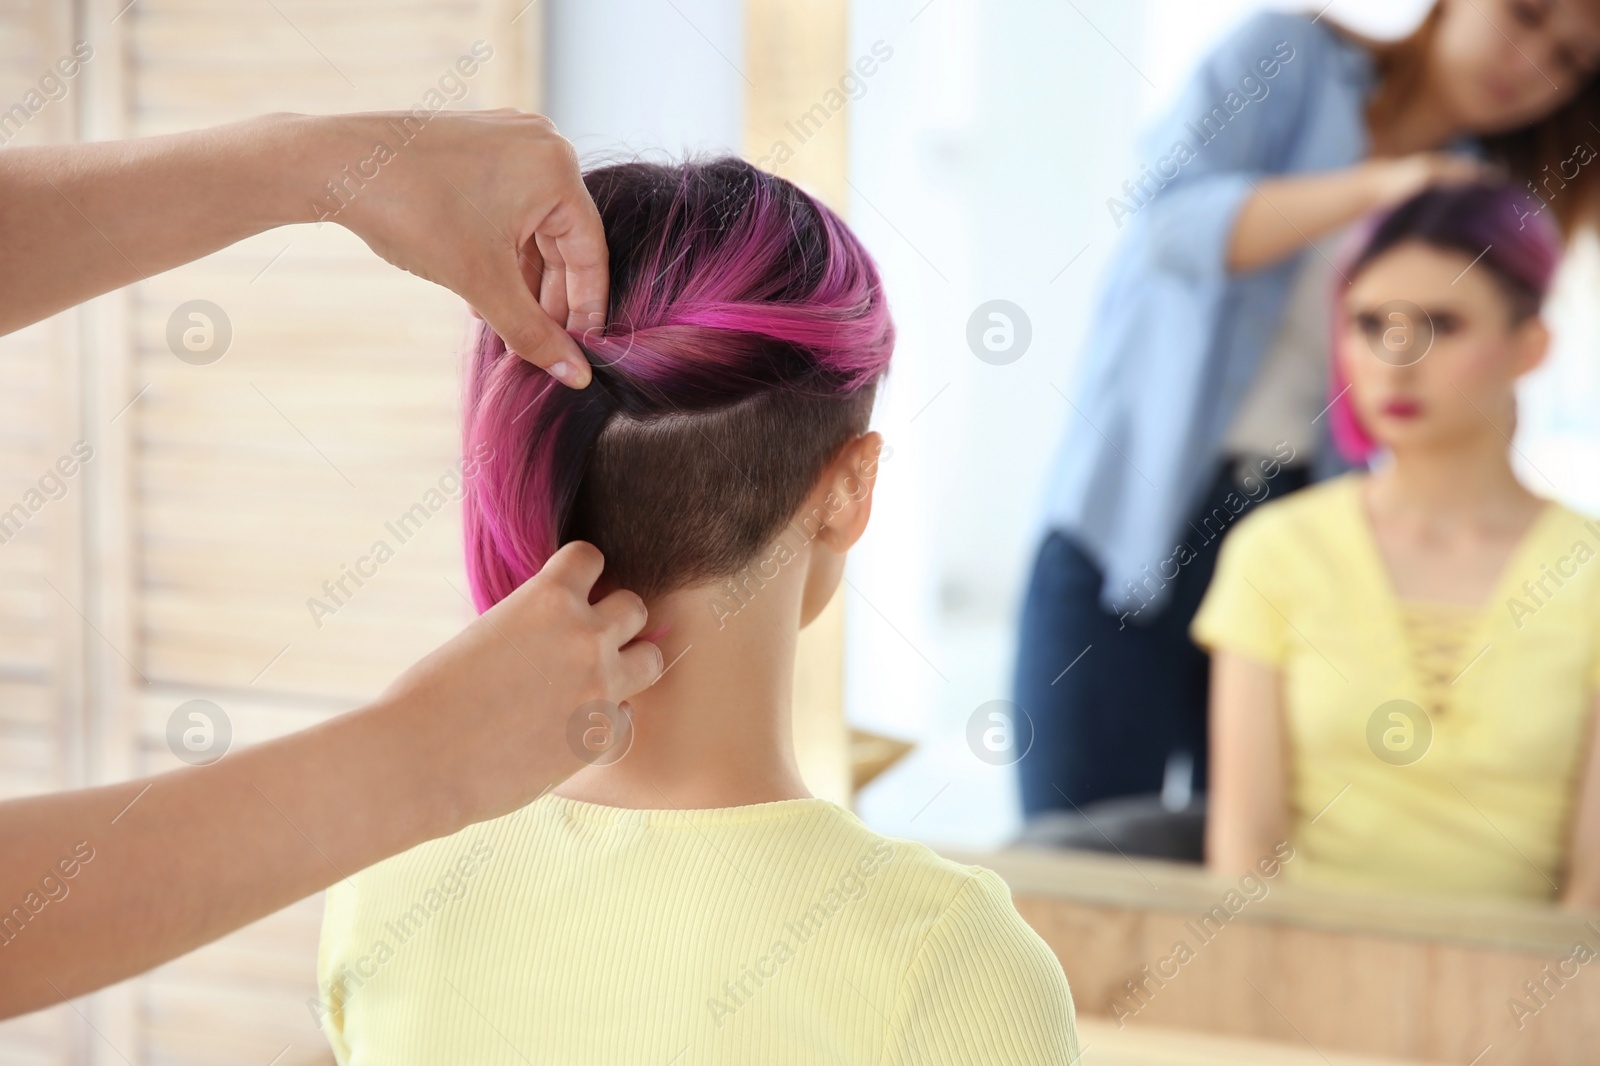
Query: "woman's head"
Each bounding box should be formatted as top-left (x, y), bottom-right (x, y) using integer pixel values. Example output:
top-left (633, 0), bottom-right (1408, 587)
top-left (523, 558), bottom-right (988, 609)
top-left (1332, 181), bottom-right (1561, 462)
top-left (1429, 0), bottom-right (1600, 131)
top-left (1359, 0), bottom-right (1600, 230)
top-left (462, 157), bottom-right (894, 618)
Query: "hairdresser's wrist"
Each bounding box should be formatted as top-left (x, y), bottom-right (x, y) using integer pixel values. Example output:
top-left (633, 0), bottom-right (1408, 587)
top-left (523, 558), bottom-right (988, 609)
top-left (340, 689), bottom-right (483, 846)
top-left (350, 668), bottom-right (590, 843)
top-left (1355, 158), bottom-right (1415, 211)
top-left (247, 112), bottom-right (387, 229)
top-left (1356, 152), bottom-right (1499, 211)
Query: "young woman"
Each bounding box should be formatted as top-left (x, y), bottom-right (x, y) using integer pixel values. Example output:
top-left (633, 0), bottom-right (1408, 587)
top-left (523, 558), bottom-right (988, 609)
top-left (1194, 182), bottom-right (1600, 904)
top-left (1017, 0), bottom-right (1600, 821)
top-left (315, 158), bottom-right (1079, 1064)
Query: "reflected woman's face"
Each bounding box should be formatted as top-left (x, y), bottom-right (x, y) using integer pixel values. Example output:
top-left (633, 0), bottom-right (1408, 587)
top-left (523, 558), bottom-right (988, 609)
top-left (1433, 0), bottom-right (1600, 133)
top-left (1340, 240), bottom-right (1548, 454)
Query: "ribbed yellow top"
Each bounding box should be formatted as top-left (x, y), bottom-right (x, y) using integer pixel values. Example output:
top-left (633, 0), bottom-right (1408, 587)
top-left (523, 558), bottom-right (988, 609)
top-left (316, 793), bottom-right (1079, 1064)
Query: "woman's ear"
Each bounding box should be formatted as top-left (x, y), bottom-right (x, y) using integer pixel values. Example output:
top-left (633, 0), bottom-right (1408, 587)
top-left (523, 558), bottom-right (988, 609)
top-left (1511, 316), bottom-right (1550, 379)
top-left (808, 431), bottom-right (885, 554)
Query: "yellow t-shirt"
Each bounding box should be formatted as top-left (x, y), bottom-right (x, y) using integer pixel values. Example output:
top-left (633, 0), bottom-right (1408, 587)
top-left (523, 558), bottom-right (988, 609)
top-left (316, 794), bottom-right (1079, 1064)
top-left (1192, 473), bottom-right (1600, 900)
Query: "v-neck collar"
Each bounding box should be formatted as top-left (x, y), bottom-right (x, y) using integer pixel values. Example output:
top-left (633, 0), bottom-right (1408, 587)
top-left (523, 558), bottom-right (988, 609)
top-left (1337, 474), bottom-right (1560, 692)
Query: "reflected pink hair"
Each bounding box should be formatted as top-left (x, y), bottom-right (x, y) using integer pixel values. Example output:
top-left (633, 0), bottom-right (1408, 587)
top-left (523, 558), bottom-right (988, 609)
top-left (1328, 182), bottom-right (1562, 464)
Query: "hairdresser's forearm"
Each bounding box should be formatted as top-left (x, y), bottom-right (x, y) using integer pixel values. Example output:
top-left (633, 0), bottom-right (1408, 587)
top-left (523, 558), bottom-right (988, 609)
top-left (1224, 164), bottom-right (1392, 274)
top-left (0, 113), bottom-right (352, 334)
top-left (1225, 151), bottom-right (1495, 273)
top-left (0, 542), bottom-right (659, 1018)
top-left (0, 693), bottom-right (467, 1019)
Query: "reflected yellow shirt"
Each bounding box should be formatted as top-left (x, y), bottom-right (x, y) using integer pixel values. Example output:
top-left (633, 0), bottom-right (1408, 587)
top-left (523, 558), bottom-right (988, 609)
top-left (1192, 474), bottom-right (1599, 900)
top-left (316, 794), bottom-right (1079, 1064)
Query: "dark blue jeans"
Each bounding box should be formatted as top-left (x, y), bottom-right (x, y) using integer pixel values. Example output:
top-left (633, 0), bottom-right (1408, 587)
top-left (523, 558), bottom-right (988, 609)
top-left (1013, 461), bottom-right (1310, 817)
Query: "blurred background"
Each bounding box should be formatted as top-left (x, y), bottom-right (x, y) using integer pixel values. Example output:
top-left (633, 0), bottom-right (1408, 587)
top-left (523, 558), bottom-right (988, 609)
top-left (5, 0), bottom-right (1600, 1062)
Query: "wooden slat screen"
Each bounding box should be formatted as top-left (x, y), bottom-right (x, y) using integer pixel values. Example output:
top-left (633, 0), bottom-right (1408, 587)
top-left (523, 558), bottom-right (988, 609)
top-left (0, 2), bottom-right (88, 1061)
top-left (1, 1), bottom-right (539, 1062)
top-left (1, 4), bottom-right (853, 1061)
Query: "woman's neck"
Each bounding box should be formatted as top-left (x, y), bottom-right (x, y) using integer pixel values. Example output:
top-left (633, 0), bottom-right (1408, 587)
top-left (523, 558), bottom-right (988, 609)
top-left (553, 571), bottom-right (813, 811)
top-left (1367, 81), bottom-right (1466, 157)
top-left (1369, 432), bottom-right (1541, 530)
top-left (1354, 33), bottom-right (1467, 156)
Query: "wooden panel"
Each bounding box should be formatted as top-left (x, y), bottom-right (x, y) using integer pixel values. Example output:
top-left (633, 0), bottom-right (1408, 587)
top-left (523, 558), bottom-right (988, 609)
top-left (1076, 1018), bottom-right (1432, 1065)
top-left (0, 1), bottom-right (89, 1060)
top-left (109, 2), bottom-right (540, 1061)
top-left (744, 0), bottom-right (849, 206)
top-left (1, 1), bottom-right (542, 1063)
top-left (956, 846), bottom-right (1600, 1066)
top-left (138, 895), bottom-right (330, 1066)
top-left (128, 227), bottom-right (476, 702)
top-left (745, 0), bottom-right (854, 806)
top-left (121, 0), bottom-right (538, 695)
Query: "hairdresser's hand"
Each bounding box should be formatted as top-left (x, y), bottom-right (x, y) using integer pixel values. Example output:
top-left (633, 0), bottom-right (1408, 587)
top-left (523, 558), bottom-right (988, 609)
top-left (379, 540), bottom-right (662, 827)
top-left (332, 110), bottom-right (605, 387)
top-left (0, 543), bottom-right (660, 1019)
top-left (0, 112), bottom-right (605, 379)
top-left (1228, 153), bottom-right (1501, 272)
top-left (1362, 152), bottom-right (1501, 209)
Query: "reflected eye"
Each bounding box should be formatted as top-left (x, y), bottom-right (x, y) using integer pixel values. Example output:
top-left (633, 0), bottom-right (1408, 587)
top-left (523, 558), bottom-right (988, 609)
top-left (1353, 311), bottom-right (1383, 338)
top-left (1553, 46), bottom-right (1596, 76)
top-left (1508, 0), bottom-right (1543, 28)
top-left (1431, 312), bottom-right (1463, 336)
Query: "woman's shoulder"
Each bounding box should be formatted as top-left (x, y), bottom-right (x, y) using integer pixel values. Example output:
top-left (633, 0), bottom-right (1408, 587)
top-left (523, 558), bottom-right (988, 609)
top-left (849, 829), bottom-right (1081, 1061)
top-left (1213, 8), bottom-right (1360, 70)
top-left (1525, 498), bottom-right (1600, 588)
top-left (1537, 497), bottom-right (1600, 542)
top-left (819, 808), bottom-right (1010, 900)
top-left (818, 811), bottom-right (1048, 933)
top-left (1234, 8), bottom-right (1362, 53)
top-left (1224, 472), bottom-right (1364, 555)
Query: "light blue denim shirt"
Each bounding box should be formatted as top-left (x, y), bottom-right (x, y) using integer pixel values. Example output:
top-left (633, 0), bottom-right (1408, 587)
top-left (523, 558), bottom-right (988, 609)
top-left (1040, 11), bottom-right (1378, 614)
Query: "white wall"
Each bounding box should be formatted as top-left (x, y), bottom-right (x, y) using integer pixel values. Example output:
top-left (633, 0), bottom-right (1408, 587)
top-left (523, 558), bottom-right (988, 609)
top-left (845, 0), bottom-right (1148, 846)
top-left (545, 0), bottom-right (743, 162)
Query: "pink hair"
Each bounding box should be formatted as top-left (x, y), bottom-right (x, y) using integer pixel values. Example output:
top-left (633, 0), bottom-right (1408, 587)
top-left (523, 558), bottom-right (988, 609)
top-left (461, 158), bottom-right (895, 611)
top-left (1327, 182), bottom-right (1561, 464)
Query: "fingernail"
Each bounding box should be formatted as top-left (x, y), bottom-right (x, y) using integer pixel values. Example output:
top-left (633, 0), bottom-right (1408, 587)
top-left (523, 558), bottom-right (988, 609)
top-left (549, 361), bottom-right (575, 383)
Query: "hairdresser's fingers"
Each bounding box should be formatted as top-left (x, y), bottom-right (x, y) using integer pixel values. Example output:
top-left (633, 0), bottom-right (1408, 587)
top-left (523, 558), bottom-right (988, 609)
top-left (516, 239), bottom-right (549, 319)
top-left (539, 540), bottom-right (607, 596)
top-left (473, 267), bottom-right (592, 389)
top-left (535, 193), bottom-right (610, 332)
top-left (1377, 152), bottom-right (1503, 206)
top-left (563, 229), bottom-right (609, 333)
top-left (1430, 153), bottom-right (1501, 186)
top-left (614, 641), bottom-right (666, 695)
top-left (593, 587), bottom-right (650, 642)
top-left (532, 232), bottom-right (572, 330)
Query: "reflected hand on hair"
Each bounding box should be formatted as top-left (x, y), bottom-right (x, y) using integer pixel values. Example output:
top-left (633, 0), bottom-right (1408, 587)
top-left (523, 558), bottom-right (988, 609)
top-left (333, 109), bottom-right (605, 388)
top-left (1227, 153), bottom-right (1504, 274)
top-left (1362, 152), bottom-right (1502, 209)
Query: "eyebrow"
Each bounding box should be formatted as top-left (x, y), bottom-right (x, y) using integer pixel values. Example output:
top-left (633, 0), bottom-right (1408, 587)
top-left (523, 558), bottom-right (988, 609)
top-left (1346, 301), bottom-right (1469, 318)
